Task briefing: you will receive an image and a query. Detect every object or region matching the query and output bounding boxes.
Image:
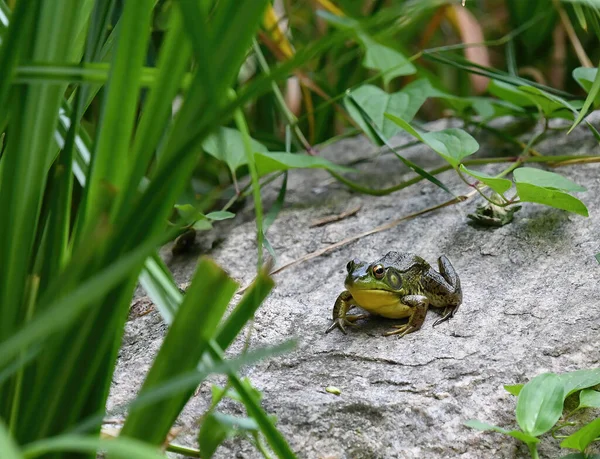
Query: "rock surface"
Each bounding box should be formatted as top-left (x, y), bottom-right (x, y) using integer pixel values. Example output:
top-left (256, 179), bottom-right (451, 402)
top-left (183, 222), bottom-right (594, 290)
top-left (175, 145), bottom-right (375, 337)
top-left (109, 114), bottom-right (600, 459)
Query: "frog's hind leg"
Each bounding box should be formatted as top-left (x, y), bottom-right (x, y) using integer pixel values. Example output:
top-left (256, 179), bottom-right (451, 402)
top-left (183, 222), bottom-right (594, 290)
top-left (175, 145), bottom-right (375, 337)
top-left (425, 255), bottom-right (463, 327)
top-left (384, 295), bottom-right (428, 337)
top-left (325, 290), bottom-right (369, 335)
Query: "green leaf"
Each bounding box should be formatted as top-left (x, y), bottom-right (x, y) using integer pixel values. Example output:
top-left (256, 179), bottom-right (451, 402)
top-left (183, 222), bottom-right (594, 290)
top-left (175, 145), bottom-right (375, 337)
top-left (22, 435), bottom-right (167, 459)
top-left (464, 420), bottom-right (539, 444)
top-left (513, 167), bottom-right (587, 192)
top-left (385, 114), bottom-right (479, 167)
top-left (202, 127), bottom-right (268, 174)
top-left (560, 417), bottom-right (600, 452)
top-left (558, 453), bottom-right (588, 459)
top-left (344, 80), bottom-right (438, 143)
top-left (345, 93), bottom-right (453, 195)
top-left (573, 67), bottom-right (600, 106)
top-left (205, 211), bottom-right (235, 221)
top-left (83, 0), bottom-right (155, 231)
top-left (121, 258), bottom-right (238, 445)
top-left (360, 36), bottom-right (416, 86)
top-left (561, 369), bottom-right (600, 399)
top-left (516, 373), bottom-right (564, 437)
top-left (0, 419), bottom-right (22, 459)
top-left (515, 183), bottom-right (588, 216)
top-left (254, 151), bottom-right (352, 176)
top-left (215, 267), bottom-right (274, 352)
top-left (570, 60), bottom-right (600, 133)
top-left (0, 228), bottom-right (173, 370)
top-left (518, 86), bottom-right (580, 119)
top-left (208, 343), bottom-right (296, 459)
top-left (460, 165), bottom-right (513, 195)
top-left (504, 384), bottom-right (524, 396)
top-left (578, 389), bottom-right (600, 409)
top-left (198, 413), bottom-right (233, 459)
top-left (488, 81), bottom-right (537, 108)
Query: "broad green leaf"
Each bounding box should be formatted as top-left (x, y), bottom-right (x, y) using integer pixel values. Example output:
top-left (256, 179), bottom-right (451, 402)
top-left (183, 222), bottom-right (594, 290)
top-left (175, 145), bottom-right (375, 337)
top-left (504, 384), bottom-right (524, 396)
top-left (516, 373), bottom-right (564, 437)
top-left (198, 413), bottom-right (233, 459)
top-left (205, 211), bottom-right (235, 221)
top-left (254, 151), bottom-right (352, 176)
top-left (202, 127), bottom-right (268, 174)
top-left (516, 183), bottom-right (589, 216)
top-left (345, 80), bottom-right (448, 144)
top-left (344, 84), bottom-right (424, 143)
top-left (360, 36), bottom-right (416, 86)
top-left (464, 420), bottom-right (539, 444)
top-left (174, 206), bottom-right (234, 227)
top-left (22, 435), bottom-right (166, 459)
top-left (560, 369), bottom-right (600, 398)
top-left (0, 419), bottom-right (22, 459)
top-left (560, 418), bottom-right (600, 452)
top-left (578, 389), bottom-right (600, 409)
top-left (488, 81), bottom-right (537, 108)
top-left (460, 165), bottom-right (512, 194)
top-left (513, 167), bottom-right (587, 192)
top-left (385, 114), bottom-right (479, 167)
top-left (570, 60), bottom-right (600, 133)
top-left (345, 94), bottom-right (453, 195)
top-left (573, 67), bottom-right (600, 106)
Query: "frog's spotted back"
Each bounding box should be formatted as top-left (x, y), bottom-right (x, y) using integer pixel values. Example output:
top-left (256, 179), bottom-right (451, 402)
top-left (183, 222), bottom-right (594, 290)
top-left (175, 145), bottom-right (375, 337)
top-left (375, 251), bottom-right (428, 273)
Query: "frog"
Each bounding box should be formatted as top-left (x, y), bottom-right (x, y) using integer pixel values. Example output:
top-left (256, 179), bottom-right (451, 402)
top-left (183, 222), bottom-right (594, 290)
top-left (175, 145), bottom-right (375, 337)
top-left (467, 192), bottom-right (521, 228)
top-left (325, 252), bottom-right (462, 337)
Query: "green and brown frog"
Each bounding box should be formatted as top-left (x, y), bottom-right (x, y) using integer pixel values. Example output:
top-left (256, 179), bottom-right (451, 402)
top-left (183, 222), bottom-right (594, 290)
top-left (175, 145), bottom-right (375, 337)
top-left (326, 252), bottom-right (462, 337)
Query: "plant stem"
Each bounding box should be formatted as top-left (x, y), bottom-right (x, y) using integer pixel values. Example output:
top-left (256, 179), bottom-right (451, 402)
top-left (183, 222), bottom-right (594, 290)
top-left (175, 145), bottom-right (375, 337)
top-left (232, 90), bottom-right (265, 270)
top-left (527, 443), bottom-right (540, 459)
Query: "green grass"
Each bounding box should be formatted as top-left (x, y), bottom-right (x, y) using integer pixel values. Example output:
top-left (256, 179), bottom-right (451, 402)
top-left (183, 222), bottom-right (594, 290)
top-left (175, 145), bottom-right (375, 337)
top-left (0, 0), bottom-right (599, 457)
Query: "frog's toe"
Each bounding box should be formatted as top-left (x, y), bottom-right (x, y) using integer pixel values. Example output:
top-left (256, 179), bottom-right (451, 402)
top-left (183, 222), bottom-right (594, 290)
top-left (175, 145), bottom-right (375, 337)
top-left (432, 306), bottom-right (458, 327)
top-left (325, 314), bottom-right (367, 335)
top-left (384, 324), bottom-right (415, 337)
top-left (325, 318), bottom-right (349, 335)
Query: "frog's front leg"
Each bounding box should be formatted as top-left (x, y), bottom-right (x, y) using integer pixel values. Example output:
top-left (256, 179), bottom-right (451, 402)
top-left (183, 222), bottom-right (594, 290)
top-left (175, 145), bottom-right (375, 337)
top-left (325, 290), bottom-right (369, 335)
top-left (422, 255), bottom-right (462, 327)
top-left (384, 295), bottom-right (429, 337)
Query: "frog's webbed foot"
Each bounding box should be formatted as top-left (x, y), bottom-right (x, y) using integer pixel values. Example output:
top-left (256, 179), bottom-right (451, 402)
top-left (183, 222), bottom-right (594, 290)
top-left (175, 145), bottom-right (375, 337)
top-left (325, 290), bottom-right (367, 335)
top-left (384, 295), bottom-right (428, 338)
top-left (325, 314), bottom-right (369, 335)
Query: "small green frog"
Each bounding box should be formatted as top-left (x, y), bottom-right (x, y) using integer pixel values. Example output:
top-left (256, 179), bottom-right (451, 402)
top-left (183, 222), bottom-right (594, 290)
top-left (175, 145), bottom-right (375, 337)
top-left (326, 252), bottom-right (462, 337)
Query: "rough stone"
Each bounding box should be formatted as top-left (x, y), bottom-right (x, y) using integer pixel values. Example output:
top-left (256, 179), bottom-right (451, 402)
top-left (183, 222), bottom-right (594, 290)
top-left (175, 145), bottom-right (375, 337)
top-left (109, 113), bottom-right (600, 458)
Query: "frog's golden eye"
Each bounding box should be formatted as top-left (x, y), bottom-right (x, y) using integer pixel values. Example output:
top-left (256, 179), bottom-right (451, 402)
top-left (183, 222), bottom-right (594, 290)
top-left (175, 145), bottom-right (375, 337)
top-left (372, 264), bottom-right (385, 279)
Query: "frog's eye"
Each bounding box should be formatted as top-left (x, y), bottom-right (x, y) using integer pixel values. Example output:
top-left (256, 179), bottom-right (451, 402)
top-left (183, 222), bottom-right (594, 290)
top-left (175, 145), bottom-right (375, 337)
top-left (346, 261), bottom-right (354, 272)
top-left (372, 264), bottom-right (385, 279)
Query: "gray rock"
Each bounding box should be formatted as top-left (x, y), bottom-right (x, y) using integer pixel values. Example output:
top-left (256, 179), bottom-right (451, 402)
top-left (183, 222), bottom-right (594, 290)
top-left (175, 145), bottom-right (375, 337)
top-left (109, 113), bottom-right (600, 458)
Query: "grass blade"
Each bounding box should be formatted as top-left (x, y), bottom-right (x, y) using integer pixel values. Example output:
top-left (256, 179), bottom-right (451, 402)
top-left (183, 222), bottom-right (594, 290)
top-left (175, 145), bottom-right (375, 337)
top-left (121, 258), bottom-right (237, 444)
top-left (22, 435), bottom-right (166, 459)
